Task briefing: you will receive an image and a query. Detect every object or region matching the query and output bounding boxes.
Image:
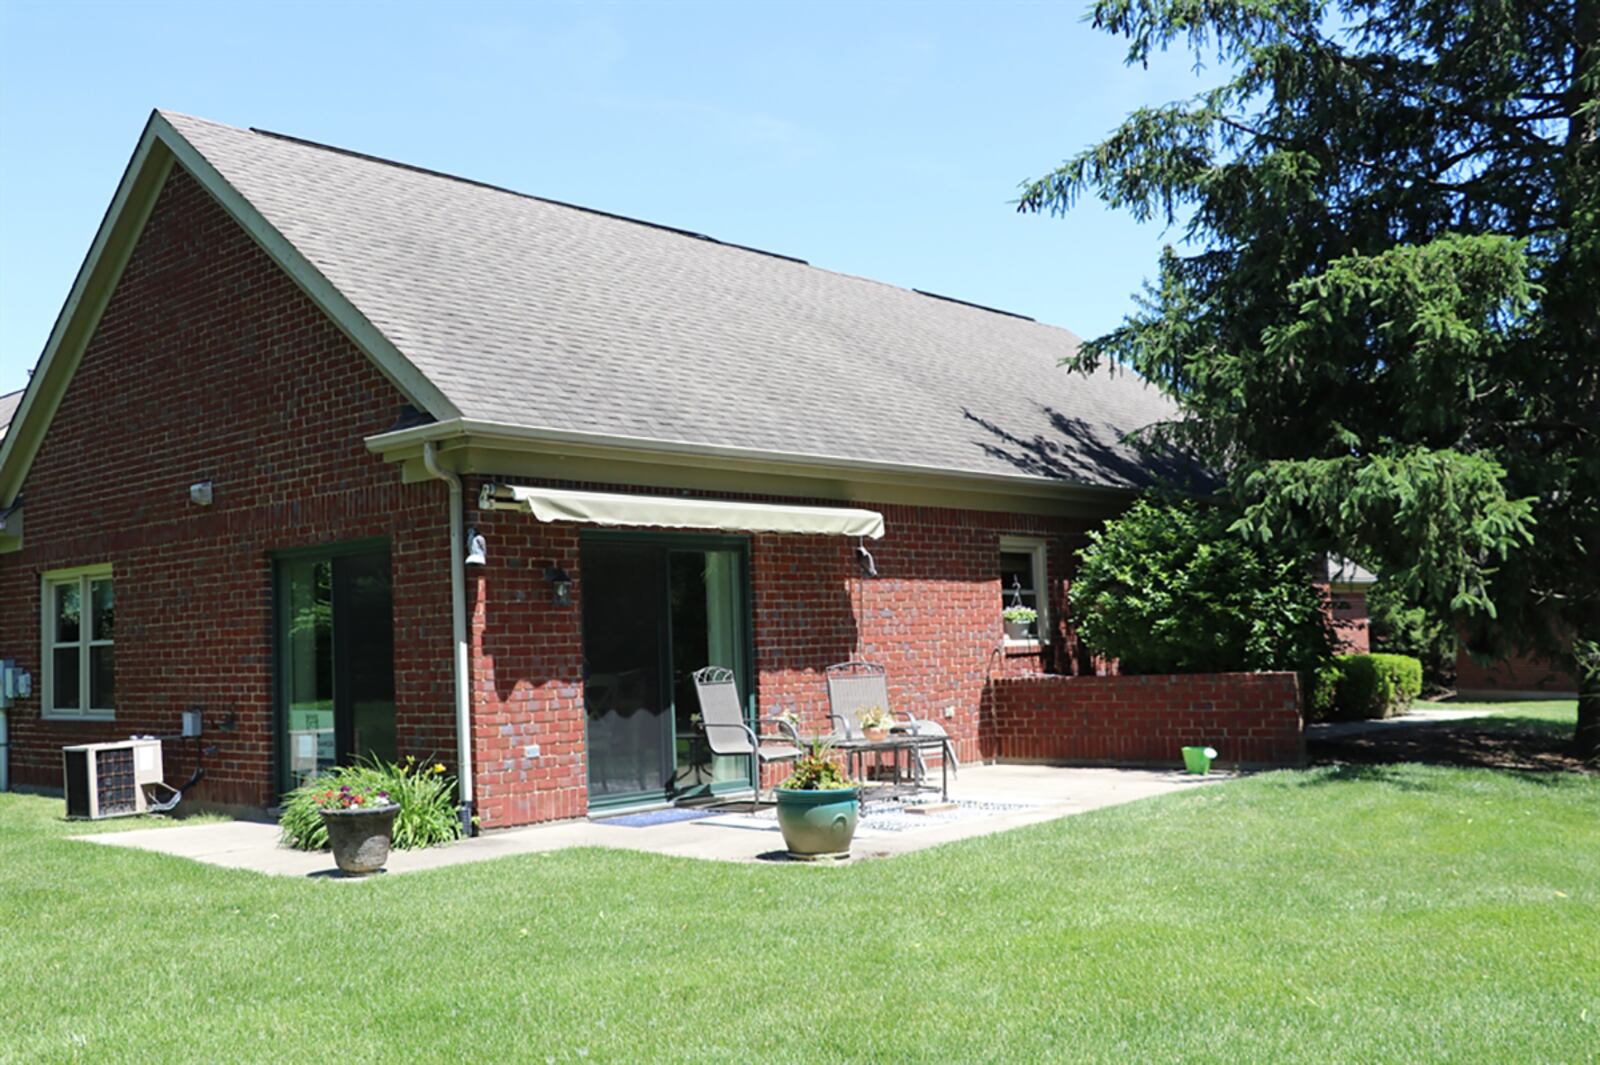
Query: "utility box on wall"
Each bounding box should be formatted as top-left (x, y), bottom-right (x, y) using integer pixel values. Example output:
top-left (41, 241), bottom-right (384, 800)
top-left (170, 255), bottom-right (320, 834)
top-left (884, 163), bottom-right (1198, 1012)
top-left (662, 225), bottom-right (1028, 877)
top-left (0, 659), bottom-right (33, 708)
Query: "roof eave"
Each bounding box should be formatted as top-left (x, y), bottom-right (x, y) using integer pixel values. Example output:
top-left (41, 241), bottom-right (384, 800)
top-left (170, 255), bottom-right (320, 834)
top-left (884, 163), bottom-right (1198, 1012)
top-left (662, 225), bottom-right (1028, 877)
top-left (364, 417), bottom-right (1146, 517)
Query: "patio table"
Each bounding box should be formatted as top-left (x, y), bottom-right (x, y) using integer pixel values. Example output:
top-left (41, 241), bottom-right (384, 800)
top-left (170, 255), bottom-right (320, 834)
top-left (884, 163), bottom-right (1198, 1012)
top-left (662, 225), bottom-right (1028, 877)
top-left (833, 732), bottom-right (952, 802)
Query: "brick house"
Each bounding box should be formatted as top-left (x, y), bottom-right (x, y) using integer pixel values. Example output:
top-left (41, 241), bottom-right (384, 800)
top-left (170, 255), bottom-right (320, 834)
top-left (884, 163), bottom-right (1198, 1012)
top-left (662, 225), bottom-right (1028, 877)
top-left (0, 112), bottom-right (1298, 829)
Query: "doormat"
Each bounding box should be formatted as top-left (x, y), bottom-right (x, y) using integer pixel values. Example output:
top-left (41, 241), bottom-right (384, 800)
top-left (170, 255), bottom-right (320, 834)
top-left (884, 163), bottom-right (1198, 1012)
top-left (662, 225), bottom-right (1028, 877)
top-left (596, 808), bottom-right (716, 828)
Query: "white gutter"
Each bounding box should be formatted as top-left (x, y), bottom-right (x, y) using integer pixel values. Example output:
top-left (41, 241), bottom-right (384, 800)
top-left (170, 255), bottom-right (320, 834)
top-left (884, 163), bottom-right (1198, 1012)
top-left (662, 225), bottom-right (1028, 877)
top-left (365, 417), bottom-right (1146, 503)
top-left (421, 441), bottom-right (474, 830)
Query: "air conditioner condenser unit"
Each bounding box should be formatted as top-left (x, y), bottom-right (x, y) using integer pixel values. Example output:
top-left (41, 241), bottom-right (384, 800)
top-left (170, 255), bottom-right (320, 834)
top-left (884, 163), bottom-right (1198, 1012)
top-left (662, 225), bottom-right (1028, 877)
top-left (62, 739), bottom-right (164, 820)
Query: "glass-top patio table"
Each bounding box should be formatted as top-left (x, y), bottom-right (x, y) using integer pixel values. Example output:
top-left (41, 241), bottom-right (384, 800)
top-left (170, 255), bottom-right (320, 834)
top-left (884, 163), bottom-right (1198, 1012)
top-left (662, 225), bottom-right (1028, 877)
top-left (832, 732), bottom-right (952, 802)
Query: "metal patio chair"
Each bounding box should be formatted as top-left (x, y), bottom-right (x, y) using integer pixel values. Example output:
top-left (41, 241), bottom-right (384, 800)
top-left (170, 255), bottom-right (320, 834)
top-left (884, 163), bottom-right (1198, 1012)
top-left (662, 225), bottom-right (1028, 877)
top-left (824, 660), bottom-right (960, 781)
top-left (691, 666), bottom-right (801, 803)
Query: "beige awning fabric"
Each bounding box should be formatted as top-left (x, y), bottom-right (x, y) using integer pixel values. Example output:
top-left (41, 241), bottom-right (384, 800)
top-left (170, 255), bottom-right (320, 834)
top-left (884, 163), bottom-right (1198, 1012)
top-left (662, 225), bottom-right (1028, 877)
top-left (480, 484), bottom-right (885, 539)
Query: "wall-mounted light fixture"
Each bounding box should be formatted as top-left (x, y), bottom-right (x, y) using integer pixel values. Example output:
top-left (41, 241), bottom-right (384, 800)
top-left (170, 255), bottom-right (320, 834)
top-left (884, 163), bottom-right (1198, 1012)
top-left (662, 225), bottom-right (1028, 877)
top-left (189, 481), bottom-right (214, 507)
top-left (464, 527), bottom-right (487, 567)
top-left (545, 566), bottom-right (572, 606)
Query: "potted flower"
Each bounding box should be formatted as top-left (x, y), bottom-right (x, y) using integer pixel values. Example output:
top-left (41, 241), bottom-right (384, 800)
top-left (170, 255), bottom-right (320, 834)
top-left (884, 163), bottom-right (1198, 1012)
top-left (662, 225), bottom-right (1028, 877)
top-left (316, 783), bottom-right (400, 876)
top-left (774, 740), bottom-right (860, 861)
top-left (856, 705), bottom-right (893, 742)
top-left (1002, 605), bottom-right (1038, 640)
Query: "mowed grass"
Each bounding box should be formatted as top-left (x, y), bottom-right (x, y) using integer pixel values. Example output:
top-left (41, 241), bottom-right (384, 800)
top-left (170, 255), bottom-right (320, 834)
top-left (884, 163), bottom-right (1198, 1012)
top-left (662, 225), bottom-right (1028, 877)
top-left (3, 766), bottom-right (1597, 1064)
top-left (1438, 698), bottom-right (1580, 738)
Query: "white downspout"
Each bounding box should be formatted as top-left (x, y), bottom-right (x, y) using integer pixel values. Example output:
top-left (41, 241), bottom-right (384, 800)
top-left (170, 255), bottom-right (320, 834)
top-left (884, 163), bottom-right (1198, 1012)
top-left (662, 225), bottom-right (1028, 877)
top-left (422, 441), bottom-right (474, 832)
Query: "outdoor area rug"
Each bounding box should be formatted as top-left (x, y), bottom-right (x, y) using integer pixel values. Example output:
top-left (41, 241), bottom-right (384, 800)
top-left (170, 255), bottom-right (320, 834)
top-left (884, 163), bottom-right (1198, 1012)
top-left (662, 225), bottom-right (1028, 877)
top-left (597, 808), bottom-right (716, 828)
top-left (700, 798), bottom-right (1038, 835)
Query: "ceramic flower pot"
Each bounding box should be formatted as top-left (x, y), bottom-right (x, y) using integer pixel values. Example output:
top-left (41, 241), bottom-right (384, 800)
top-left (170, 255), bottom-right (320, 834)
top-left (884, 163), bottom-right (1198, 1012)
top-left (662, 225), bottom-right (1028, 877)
top-left (1004, 619), bottom-right (1032, 640)
top-left (861, 727), bottom-right (890, 743)
top-left (321, 803), bottom-right (400, 875)
top-left (774, 786), bottom-right (859, 861)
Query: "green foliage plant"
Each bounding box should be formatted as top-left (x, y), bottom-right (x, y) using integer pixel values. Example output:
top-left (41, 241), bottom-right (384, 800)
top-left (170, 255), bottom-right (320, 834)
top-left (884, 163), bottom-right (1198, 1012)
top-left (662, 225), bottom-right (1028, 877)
top-left (280, 755), bottom-right (462, 851)
top-left (1329, 654), bottom-right (1424, 721)
top-left (856, 705), bottom-right (893, 732)
top-left (780, 739), bottom-right (854, 791)
top-left (1071, 498), bottom-right (1332, 675)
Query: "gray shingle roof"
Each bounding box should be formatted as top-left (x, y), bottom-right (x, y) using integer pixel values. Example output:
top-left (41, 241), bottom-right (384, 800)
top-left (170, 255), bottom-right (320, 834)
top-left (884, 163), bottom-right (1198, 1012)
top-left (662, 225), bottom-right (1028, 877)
top-left (0, 390), bottom-right (22, 442)
top-left (164, 112), bottom-right (1185, 490)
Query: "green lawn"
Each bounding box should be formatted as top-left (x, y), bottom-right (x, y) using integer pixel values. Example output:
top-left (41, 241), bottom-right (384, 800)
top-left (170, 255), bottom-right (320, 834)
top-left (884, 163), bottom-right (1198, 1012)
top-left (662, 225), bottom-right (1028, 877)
top-left (1435, 698), bottom-right (1579, 738)
top-left (4, 765), bottom-right (1597, 1063)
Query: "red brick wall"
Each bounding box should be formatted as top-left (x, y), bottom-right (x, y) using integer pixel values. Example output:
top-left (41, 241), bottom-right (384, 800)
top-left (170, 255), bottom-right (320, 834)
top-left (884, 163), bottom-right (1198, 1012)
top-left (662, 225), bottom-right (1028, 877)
top-left (1324, 587), bottom-right (1371, 654)
top-left (0, 166), bottom-right (454, 806)
top-left (981, 672), bottom-right (1304, 768)
top-left (1455, 647), bottom-right (1577, 696)
top-left (466, 501), bottom-right (587, 828)
top-left (752, 505), bottom-right (1094, 765)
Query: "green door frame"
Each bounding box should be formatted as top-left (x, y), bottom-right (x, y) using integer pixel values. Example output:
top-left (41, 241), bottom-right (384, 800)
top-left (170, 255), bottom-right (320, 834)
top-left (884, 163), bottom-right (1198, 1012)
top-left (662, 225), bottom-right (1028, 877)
top-left (270, 537), bottom-right (391, 799)
top-left (580, 530), bottom-right (757, 810)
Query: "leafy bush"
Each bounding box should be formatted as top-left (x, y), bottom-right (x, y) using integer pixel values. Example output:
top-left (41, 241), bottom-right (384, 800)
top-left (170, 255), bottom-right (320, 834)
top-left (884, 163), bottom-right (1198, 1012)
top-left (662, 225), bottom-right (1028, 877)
top-left (1308, 661), bottom-right (1343, 720)
top-left (1072, 498), bottom-right (1333, 674)
top-left (780, 740), bottom-right (854, 791)
top-left (1318, 653), bottom-right (1424, 721)
top-left (280, 756), bottom-right (462, 851)
top-left (1367, 582), bottom-right (1457, 692)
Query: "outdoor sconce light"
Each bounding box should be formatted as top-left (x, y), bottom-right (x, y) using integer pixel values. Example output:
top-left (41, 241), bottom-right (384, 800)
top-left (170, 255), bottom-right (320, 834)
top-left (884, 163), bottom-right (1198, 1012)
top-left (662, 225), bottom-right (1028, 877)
top-left (189, 481), bottom-right (214, 507)
top-left (545, 566), bottom-right (573, 606)
top-left (464, 527), bottom-right (487, 567)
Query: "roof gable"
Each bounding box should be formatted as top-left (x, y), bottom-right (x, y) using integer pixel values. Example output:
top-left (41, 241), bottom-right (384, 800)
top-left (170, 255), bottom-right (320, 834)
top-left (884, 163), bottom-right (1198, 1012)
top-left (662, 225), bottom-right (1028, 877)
top-left (0, 112), bottom-right (456, 508)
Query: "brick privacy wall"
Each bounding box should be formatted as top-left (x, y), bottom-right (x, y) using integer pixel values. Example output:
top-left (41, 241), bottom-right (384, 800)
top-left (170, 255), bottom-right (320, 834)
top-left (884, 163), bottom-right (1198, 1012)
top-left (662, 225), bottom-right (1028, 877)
top-left (981, 672), bottom-right (1304, 768)
top-left (1455, 647), bottom-right (1577, 695)
top-left (460, 478), bottom-right (1104, 826)
top-left (0, 166), bottom-right (454, 806)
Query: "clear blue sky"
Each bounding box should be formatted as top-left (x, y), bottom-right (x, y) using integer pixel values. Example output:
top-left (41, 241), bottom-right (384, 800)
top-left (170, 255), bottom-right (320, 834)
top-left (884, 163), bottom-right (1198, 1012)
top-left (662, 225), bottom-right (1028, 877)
top-left (0, 0), bottom-right (1211, 393)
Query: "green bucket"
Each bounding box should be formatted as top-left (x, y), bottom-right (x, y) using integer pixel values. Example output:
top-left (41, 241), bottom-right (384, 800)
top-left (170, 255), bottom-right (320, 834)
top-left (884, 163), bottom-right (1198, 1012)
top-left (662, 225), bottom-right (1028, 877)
top-left (1181, 746), bottom-right (1217, 775)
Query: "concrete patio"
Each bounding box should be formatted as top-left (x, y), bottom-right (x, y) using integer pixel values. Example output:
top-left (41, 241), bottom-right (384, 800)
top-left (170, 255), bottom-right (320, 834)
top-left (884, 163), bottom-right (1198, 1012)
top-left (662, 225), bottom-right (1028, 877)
top-left (78, 764), bottom-right (1228, 876)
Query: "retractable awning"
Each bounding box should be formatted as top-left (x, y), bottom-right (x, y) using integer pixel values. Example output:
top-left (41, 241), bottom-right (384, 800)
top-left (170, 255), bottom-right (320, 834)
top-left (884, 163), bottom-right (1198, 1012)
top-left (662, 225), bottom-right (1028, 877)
top-left (479, 484), bottom-right (884, 539)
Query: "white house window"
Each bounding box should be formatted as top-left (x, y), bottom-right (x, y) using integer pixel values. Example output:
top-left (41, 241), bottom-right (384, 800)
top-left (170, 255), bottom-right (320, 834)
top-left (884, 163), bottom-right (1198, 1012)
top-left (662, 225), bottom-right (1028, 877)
top-left (999, 537), bottom-right (1049, 643)
top-left (42, 565), bottom-right (115, 719)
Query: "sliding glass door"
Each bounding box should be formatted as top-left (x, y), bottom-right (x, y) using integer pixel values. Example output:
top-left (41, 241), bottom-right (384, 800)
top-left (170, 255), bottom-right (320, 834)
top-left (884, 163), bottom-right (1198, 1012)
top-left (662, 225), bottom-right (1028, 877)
top-left (581, 534), bottom-right (751, 809)
top-left (275, 543), bottom-right (396, 794)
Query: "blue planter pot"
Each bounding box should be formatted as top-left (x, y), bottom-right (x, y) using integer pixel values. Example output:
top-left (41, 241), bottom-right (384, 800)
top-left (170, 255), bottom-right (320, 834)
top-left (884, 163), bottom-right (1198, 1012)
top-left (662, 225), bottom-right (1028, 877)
top-left (774, 786), bottom-right (860, 860)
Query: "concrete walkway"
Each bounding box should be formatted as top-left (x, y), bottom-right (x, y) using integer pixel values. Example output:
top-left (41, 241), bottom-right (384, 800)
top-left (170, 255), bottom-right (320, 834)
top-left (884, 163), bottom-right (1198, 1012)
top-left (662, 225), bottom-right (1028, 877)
top-left (78, 764), bottom-right (1225, 877)
top-left (1307, 706), bottom-right (1499, 741)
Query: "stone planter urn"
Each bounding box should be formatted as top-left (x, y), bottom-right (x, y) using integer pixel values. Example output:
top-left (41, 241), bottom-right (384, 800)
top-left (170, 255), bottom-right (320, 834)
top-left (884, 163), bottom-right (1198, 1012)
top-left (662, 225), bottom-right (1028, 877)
top-left (321, 804), bottom-right (400, 876)
top-left (774, 786), bottom-right (860, 861)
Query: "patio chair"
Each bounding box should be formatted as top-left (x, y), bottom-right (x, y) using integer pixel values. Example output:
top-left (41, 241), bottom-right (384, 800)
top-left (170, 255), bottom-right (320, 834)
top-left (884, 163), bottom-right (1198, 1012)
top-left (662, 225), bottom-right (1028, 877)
top-left (691, 666), bottom-right (801, 803)
top-left (824, 660), bottom-right (960, 780)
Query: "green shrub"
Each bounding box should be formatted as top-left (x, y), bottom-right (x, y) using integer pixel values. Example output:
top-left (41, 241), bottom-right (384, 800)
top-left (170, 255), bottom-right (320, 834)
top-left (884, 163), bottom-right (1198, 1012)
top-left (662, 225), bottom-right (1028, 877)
top-left (1322, 653), bottom-right (1424, 720)
top-left (1072, 498), bottom-right (1333, 674)
top-left (1306, 662), bottom-right (1343, 721)
top-left (1367, 582), bottom-right (1457, 692)
top-left (279, 756), bottom-right (462, 851)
